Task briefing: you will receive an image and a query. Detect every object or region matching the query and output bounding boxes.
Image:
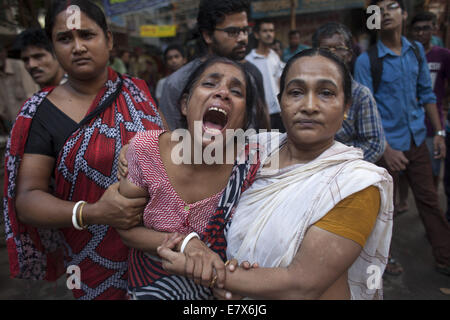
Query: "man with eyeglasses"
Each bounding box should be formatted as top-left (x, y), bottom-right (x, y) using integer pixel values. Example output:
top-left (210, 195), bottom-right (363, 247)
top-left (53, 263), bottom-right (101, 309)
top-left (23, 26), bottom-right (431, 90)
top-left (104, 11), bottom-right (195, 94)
top-left (312, 22), bottom-right (385, 164)
top-left (410, 12), bottom-right (450, 224)
top-left (246, 20), bottom-right (285, 132)
top-left (355, 0), bottom-right (450, 277)
top-left (158, 0), bottom-right (269, 131)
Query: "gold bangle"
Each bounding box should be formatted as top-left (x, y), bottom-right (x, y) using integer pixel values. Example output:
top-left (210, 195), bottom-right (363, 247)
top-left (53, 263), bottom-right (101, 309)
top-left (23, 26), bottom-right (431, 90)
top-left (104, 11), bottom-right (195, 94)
top-left (224, 260), bottom-right (230, 267)
top-left (77, 201), bottom-right (87, 229)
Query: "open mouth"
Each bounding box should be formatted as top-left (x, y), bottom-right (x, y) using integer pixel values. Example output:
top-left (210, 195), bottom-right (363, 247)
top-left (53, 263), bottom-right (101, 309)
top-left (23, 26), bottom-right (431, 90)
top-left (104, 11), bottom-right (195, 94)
top-left (202, 106), bottom-right (229, 135)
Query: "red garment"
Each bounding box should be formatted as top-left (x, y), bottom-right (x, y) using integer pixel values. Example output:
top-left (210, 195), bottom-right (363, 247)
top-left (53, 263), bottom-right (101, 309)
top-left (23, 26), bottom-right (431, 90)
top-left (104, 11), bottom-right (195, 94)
top-left (3, 68), bottom-right (163, 299)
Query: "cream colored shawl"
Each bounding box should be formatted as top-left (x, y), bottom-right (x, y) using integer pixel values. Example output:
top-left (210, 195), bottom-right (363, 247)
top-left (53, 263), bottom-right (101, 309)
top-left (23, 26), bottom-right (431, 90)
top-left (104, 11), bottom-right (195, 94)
top-left (226, 132), bottom-right (393, 300)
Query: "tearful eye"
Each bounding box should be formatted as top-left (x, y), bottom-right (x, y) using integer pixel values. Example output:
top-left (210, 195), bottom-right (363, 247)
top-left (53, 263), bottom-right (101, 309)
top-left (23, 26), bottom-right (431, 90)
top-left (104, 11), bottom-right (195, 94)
top-left (202, 81), bottom-right (216, 87)
top-left (231, 88), bottom-right (243, 96)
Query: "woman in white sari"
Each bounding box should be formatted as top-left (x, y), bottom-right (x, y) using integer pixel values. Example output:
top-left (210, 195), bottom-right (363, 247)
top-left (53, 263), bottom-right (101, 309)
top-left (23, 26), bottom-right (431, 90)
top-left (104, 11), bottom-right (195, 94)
top-left (158, 48), bottom-right (394, 300)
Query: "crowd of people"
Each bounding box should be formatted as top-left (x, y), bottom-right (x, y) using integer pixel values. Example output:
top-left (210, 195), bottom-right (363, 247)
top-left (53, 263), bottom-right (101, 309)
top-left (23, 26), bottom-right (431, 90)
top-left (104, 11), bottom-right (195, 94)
top-left (0, 0), bottom-right (449, 300)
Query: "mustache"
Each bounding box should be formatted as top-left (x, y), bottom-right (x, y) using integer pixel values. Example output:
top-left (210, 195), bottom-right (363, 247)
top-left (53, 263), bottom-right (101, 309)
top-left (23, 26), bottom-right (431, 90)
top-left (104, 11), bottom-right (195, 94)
top-left (29, 67), bottom-right (44, 75)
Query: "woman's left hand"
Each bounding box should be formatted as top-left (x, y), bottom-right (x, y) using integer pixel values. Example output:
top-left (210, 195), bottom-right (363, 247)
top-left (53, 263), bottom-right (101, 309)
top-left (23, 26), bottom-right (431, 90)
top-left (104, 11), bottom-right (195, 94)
top-left (157, 233), bottom-right (186, 275)
top-left (212, 260), bottom-right (259, 300)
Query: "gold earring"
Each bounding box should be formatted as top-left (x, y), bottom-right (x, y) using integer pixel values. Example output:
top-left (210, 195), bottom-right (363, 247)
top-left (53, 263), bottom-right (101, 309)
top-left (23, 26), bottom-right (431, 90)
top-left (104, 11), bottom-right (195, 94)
top-left (344, 113), bottom-right (348, 120)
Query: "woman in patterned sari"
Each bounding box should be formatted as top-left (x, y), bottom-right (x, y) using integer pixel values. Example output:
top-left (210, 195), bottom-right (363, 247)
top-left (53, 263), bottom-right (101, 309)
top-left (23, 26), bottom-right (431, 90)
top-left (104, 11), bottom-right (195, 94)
top-left (3, 0), bottom-right (163, 300)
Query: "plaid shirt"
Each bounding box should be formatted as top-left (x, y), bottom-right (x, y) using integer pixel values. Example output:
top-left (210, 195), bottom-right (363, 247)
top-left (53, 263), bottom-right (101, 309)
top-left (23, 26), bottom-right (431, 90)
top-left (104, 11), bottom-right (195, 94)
top-left (335, 79), bottom-right (386, 163)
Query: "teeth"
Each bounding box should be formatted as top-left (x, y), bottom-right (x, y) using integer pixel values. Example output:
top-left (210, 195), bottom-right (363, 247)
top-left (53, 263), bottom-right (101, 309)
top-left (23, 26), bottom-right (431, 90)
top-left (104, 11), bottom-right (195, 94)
top-left (208, 107), bottom-right (228, 117)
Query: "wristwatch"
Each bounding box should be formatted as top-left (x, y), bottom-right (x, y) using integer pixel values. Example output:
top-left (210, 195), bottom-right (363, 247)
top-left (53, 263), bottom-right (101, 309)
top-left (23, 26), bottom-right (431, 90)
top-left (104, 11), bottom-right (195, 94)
top-left (436, 130), bottom-right (446, 137)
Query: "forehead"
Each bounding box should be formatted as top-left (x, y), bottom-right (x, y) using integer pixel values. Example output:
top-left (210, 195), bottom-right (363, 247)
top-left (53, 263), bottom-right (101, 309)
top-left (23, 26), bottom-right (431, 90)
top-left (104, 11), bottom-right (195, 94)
top-left (216, 11), bottom-right (248, 28)
top-left (166, 49), bottom-right (182, 57)
top-left (260, 22), bottom-right (274, 30)
top-left (201, 62), bottom-right (244, 81)
top-left (413, 20), bottom-right (433, 26)
top-left (286, 55), bottom-right (342, 85)
top-left (377, 0), bottom-right (400, 7)
top-left (21, 45), bottom-right (52, 57)
top-left (53, 10), bottom-right (100, 33)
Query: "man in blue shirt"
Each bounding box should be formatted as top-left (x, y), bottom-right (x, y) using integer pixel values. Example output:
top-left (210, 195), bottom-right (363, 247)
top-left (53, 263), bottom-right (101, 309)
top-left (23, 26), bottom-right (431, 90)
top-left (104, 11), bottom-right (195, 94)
top-left (355, 0), bottom-right (450, 277)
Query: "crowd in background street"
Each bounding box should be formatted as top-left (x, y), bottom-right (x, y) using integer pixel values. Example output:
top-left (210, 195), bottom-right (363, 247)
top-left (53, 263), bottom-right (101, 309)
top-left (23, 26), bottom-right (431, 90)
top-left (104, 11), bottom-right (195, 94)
top-left (0, 0), bottom-right (449, 300)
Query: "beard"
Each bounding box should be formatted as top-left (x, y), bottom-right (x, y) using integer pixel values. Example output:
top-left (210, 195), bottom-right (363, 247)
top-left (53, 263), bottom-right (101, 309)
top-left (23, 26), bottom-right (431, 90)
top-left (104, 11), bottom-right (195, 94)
top-left (210, 37), bottom-right (247, 62)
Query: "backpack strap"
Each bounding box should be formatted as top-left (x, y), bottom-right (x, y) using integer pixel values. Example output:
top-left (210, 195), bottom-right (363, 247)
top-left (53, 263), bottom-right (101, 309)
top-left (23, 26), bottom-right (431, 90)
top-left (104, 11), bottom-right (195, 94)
top-left (368, 45), bottom-right (383, 94)
top-left (410, 40), bottom-right (424, 69)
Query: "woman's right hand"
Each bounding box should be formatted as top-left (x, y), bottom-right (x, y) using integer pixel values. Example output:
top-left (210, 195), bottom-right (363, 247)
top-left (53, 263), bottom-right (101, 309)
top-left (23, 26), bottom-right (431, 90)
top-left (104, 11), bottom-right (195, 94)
top-left (86, 182), bottom-right (148, 229)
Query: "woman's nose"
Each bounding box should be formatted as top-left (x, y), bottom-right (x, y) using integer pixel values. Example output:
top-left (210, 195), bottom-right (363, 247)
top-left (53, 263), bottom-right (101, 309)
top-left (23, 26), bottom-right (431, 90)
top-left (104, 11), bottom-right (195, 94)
top-left (301, 93), bottom-right (319, 113)
top-left (73, 37), bottom-right (87, 54)
top-left (214, 87), bottom-right (230, 100)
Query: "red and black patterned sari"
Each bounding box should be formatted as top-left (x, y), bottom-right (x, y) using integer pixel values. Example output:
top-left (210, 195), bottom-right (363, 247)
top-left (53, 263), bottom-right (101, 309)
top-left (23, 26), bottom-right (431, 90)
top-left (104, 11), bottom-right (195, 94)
top-left (3, 68), bottom-right (163, 299)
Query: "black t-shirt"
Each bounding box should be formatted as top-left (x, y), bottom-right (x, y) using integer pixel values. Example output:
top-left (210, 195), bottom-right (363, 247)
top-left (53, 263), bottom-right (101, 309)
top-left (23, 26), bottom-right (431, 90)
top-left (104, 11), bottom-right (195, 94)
top-left (24, 98), bottom-right (78, 158)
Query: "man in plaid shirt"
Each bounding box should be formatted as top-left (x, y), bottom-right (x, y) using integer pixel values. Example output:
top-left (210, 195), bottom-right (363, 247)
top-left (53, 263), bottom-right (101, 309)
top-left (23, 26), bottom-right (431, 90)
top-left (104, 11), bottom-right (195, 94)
top-left (312, 23), bottom-right (386, 163)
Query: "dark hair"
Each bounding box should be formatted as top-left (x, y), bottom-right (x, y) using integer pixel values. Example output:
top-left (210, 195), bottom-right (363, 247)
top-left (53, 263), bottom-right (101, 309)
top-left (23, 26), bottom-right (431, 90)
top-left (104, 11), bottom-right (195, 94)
top-left (45, 0), bottom-right (109, 40)
top-left (311, 22), bottom-right (353, 53)
top-left (14, 28), bottom-right (54, 55)
top-left (369, 0), bottom-right (405, 11)
top-left (197, 0), bottom-right (250, 37)
top-left (272, 39), bottom-right (283, 49)
top-left (278, 48), bottom-right (352, 106)
top-left (253, 19), bottom-right (274, 33)
top-left (411, 11), bottom-right (437, 27)
top-left (164, 44), bottom-right (186, 61)
top-left (288, 30), bottom-right (300, 38)
top-left (178, 56), bottom-right (256, 129)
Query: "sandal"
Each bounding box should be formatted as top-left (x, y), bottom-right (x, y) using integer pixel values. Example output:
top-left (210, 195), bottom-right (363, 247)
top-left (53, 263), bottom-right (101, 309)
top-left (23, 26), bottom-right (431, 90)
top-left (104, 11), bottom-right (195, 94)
top-left (436, 263), bottom-right (450, 276)
top-left (385, 257), bottom-right (403, 276)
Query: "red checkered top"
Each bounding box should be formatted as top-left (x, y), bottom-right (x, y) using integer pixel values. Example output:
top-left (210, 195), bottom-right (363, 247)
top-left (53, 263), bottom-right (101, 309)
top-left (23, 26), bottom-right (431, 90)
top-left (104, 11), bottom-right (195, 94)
top-left (127, 130), bottom-right (223, 235)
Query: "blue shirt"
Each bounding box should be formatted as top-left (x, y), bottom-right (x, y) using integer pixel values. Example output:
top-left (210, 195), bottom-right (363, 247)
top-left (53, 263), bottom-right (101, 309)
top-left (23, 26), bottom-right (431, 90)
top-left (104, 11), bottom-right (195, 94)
top-left (354, 37), bottom-right (436, 151)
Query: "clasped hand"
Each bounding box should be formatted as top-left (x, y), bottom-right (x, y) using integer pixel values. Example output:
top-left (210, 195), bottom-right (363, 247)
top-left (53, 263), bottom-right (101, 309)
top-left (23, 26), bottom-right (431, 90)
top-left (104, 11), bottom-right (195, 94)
top-left (157, 233), bottom-right (258, 299)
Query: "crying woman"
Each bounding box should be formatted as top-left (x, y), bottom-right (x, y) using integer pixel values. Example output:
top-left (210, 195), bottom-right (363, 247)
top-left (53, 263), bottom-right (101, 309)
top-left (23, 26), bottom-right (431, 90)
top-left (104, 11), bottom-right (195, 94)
top-left (115, 56), bottom-right (262, 300)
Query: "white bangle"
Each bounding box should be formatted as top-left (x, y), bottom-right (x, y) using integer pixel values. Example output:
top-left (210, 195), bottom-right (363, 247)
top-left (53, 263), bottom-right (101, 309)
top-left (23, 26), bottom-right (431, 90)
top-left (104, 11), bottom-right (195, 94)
top-left (72, 201), bottom-right (86, 231)
top-left (180, 232), bottom-right (200, 253)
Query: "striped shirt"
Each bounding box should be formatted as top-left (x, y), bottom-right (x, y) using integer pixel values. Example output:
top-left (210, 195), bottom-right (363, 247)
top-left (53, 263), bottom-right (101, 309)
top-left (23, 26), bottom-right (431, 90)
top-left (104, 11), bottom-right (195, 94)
top-left (126, 130), bottom-right (223, 299)
top-left (335, 79), bottom-right (386, 163)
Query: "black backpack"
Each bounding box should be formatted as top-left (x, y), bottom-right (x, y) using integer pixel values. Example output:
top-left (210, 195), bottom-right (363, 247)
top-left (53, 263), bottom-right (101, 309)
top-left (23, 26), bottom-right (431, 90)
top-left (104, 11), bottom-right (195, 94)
top-left (367, 40), bottom-right (423, 94)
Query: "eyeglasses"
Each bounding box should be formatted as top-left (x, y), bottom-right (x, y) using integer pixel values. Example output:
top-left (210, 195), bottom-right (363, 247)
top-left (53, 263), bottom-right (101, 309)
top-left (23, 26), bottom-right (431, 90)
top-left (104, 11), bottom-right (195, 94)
top-left (215, 26), bottom-right (251, 38)
top-left (412, 25), bottom-right (433, 33)
top-left (320, 46), bottom-right (351, 54)
top-left (379, 2), bottom-right (400, 14)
